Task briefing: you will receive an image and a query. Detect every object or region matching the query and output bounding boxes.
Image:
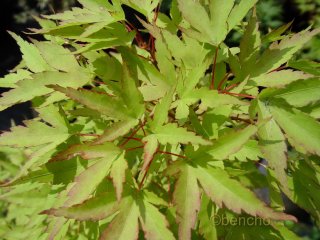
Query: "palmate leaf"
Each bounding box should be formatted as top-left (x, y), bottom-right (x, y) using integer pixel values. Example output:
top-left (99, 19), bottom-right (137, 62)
top-left (45, 191), bottom-right (175, 240)
top-left (167, 160), bottom-right (296, 240)
top-left (64, 156), bottom-right (117, 206)
top-left (100, 198), bottom-right (139, 240)
top-left (269, 102), bottom-right (320, 156)
top-left (139, 200), bottom-right (175, 240)
top-left (1, 0), bottom-right (319, 239)
top-left (251, 28), bottom-right (320, 77)
top-left (8, 32), bottom-right (51, 73)
top-left (177, 0), bottom-right (257, 45)
top-left (0, 71), bottom-right (91, 111)
top-left (144, 123), bottom-right (211, 146)
top-left (195, 165), bottom-right (296, 222)
top-left (49, 142), bottom-right (125, 206)
top-left (51, 86), bottom-right (131, 121)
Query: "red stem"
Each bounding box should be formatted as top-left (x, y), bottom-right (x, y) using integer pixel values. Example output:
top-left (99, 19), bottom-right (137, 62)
top-left (120, 126), bottom-right (142, 147)
top-left (217, 72), bottom-right (230, 91)
top-left (156, 151), bottom-right (186, 159)
top-left (78, 133), bottom-right (100, 137)
top-left (223, 83), bottom-right (239, 92)
top-left (221, 91), bottom-right (256, 99)
top-left (125, 145), bottom-right (144, 151)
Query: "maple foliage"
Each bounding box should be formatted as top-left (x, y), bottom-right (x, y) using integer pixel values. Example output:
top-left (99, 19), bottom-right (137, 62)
top-left (0, 0), bottom-right (320, 239)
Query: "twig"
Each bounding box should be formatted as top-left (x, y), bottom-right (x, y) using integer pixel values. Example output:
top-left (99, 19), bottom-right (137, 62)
top-left (120, 125), bottom-right (142, 147)
top-left (125, 145), bottom-right (144, 151)
top-left (221, 91), bottom-right (256, 99)
top-left (156, 151), bottom-right (186, 159)
top-left (217, 72), bottom-right (231, 91)
top-left (223, 83), bottom-right (239, 92)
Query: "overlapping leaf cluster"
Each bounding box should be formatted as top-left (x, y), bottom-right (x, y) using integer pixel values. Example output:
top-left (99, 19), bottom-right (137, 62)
top-left (0, 0), bottom-right (320, 239)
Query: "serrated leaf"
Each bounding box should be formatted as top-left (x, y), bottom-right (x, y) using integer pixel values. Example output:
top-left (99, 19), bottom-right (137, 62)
top-left (145, 123), bottom-right (211, 146)
top-left (195, 88), bottom-right (248, 112)
top-left (0, 120), bottom-right (68, 148)
top-left (269, 78), bottom-right (320, 107)
top-left (229, 140), bottom-right (262, 161)
top-left (173, 164), bottom-right (201, 240)
top-left (206, 125), bottom-right (257, 160)
top-left (270, 104), bottom-right (320, 156)
top-left (100, 196), bottom-right (140, 240)
top-left (196, 165), bottom-right (296, 221)
top-left (110, 152), bottom-right (128, 201)
top-left (121, 0), bottom-right (159, 19)
top-left (0, 71), bottom-right (91, 110)
top-left (142, 135), bottom-right (158, 172)
top-left (8, 31), bottom-right (51, 73)
top-left (50, 142), bottom-right (120, 162)
top-left (94, 119), bottom-right (139, 144)
top-left (198, 195), bottom-right (217, 240)
top-left (0, 69), bottom-right (32, 88)
top-left (252, 28), bottom-right (320, 77)
top-left (239, 10), bottom-right (261, 73)
top-left (288, 59), bottom-right (320, 76)
top-left (64, 150), bottom-right (123, 206)
top-left (43, 192), bottom-right (119, 221)
top-left (51, 86), bottom-right (132, 121)
top-left (149, 88), bottom-right (174, 131)
top-left (120, 62), bottom-right (144, 118)
top-left (251, 70), bottom-right (313, 87)
top-left (227, 0), bottom-right (258, 31)
top-left (35, 41), bottom-right (80, 72)
top-left (257, 101), bottom-right (288, 191)
top-left (139, 200), bottom-right (175, 240)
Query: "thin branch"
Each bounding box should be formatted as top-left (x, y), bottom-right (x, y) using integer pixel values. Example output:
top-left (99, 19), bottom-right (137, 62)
top-left (223, 83), bottom-right (239, 92)
top-left (78, 133), bottom-right (101, 137)
top-left (217, 72), bottom-right (231, 91)
top-left (210, 47), bottom-right (219, 90)
top-left (156, 151), bottom-right (186, 159)
top-left (125, 145), bottom-right (144, 151)
top-left (120, 125), bottom-right (142, 147)
top-left (139, 162), bottom-right (151, 190)
top-left (221, 91), bottom-right (256, 99)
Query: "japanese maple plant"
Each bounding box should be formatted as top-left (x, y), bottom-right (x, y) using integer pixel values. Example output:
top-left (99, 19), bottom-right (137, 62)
top-left (0, 0), bottom-right (319, 239)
